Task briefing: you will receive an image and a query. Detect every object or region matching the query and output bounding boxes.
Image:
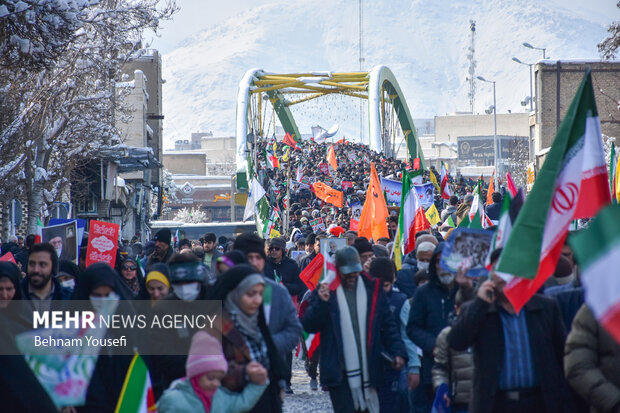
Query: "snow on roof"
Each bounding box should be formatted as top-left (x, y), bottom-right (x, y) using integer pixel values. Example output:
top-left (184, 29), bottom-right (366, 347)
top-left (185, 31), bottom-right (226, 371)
top-left (538, 59), bottom-right (619, 65)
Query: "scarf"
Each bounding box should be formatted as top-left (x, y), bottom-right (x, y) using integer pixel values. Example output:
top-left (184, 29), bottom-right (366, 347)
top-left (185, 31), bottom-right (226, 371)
top-left (336, 279), bottom-right (380, 413)
top-left (123, 276), bottom-right (140, 296)
top-left (189, 375), bottom-right (216, 412)
top-left (224, 274), bottom-right (265, 338)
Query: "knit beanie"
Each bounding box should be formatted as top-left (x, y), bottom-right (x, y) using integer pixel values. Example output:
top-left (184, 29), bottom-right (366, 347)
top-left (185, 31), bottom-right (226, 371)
top-left (185, 331), bottom-right (228, 379)
top-left (153, 229), bottom-right (172, 246)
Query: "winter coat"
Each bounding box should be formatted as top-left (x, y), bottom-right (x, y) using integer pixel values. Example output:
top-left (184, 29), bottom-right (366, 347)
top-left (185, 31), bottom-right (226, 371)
top-left (149, 285), bottom-right (211, 398)
top-left (448, 295), bottom-right (575, 413)
top-left (546, 280), bottom-right (585, 331)
top-left (0, 315), bottom-right (57, 412)
top-left (301, 274), bottom-right (407, 389)
top-left (484, 201), bottom-right (502, 221)
top-left (440, 205), bottom-right (457, 223)
top-left (395, 253), bottom-right (418, 298)
top-left (20, 275), bottom-right (73, 305)
top-left (203, 249), bottom-right (223, 270)
top-left (157, 377), bottom-right (267, 413)
top-left (565, 304), bottom-right (620, 413)
top-left (216, 309), bottom-right (284, 413)
top-left (145, 245), bottom-right (174, 268)
top-left (264, 256), bottom-right (307, 300)
top-left (299, 251), bottom-right (317, 271)
top-left (406, 244), bottom-right (468, 384)
top-left (262, 278), bottom-right (303, 355)
top-left (432, 326), bottom-right (473, 407)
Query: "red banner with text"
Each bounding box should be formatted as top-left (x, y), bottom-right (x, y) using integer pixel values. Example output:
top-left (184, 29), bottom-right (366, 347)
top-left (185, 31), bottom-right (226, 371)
top-left (85, 220), bottom-right (120, 268)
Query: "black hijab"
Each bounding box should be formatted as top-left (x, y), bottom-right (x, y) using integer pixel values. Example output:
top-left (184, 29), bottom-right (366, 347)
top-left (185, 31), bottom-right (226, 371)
top-left (72, 262), bottom-right (135, 300)
top-left (0, 262), bottom-right (22, 301)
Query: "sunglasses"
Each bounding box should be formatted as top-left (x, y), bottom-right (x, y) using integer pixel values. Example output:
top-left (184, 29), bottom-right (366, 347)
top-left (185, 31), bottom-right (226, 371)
top-left (122, 265), bottom-right (137, 271)
top-left (269, 247), bottom-right (282, 251)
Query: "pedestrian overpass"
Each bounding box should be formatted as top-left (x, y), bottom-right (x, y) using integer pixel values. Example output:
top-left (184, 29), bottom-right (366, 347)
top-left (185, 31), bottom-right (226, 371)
top-left (235, 66), bottom-right (425, 187)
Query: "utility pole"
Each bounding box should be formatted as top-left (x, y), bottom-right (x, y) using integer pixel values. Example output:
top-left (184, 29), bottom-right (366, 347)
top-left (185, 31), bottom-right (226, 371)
top-left (467, 20), bottom-right (477, 113)
top-left (359, 0), bottom-right (364, 144)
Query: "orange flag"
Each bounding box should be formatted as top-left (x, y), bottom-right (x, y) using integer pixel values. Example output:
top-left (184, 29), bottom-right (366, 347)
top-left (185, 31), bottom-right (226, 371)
top-left (312, 182), bottom-right (344, 208)
top-left (358, 162), bottom-right (389, 241)
top-left (327, 144), bottom-right (338, 171)
top-left (486, 171), bottom-right (495, 205)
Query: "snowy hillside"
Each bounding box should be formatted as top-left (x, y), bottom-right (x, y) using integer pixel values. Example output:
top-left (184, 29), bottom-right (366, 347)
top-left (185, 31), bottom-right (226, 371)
top-left (161, 0), bottom-right (609, 147)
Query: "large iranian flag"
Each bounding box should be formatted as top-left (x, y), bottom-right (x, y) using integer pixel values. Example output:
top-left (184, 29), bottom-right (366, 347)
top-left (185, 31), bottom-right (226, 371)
top-left (115, 353), bottom-right (156, 413)
top-left (569, 204), bottom-right (620, 343)
top-left (497, 70), bottom-right (611, 312)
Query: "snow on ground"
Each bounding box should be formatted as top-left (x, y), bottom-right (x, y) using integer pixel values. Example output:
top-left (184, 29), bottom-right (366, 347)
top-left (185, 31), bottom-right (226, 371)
top-left (282, 353), bottom-right (332, 413)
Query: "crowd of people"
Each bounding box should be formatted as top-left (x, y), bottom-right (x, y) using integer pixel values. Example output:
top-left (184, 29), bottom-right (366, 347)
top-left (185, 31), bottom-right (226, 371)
top-left (0, 139), bottom-right (618, 413)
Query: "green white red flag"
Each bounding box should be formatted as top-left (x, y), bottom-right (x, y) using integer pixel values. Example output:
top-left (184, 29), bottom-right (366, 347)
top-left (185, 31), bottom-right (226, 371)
top-left (497, 70), bottom-right (611, 312)
top-left (114, 353), bottom-right (156, 413)
top-left (35, 217), bottom-right (44, 244)
top-left (484, 188), bottom-right (525, 273)
top-left (569, 204), bottom-right (620, 344)
top-left (393, 170), bottom-right (418, 270)
top-left (440, 161), bottom-right (452, 200)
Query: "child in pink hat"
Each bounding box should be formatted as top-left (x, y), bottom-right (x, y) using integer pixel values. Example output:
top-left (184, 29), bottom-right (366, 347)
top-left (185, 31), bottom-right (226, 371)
top-left (158, 331), bottom-right (268, 413)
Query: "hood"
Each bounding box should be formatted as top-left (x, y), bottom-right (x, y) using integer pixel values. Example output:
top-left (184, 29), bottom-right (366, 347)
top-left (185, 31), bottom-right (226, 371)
top-left (428, 242), bottom-right (445, 284)
top-left (72, 262), bottom-right (134, 300)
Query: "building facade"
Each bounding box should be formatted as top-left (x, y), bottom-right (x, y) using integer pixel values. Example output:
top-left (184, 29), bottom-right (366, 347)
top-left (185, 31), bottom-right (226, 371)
top-left (533, 60), bottom-right (620, 165)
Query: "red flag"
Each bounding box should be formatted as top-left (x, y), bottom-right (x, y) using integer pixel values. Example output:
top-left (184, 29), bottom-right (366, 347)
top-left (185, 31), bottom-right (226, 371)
top-left (299, 253), bottom-right (325, 291)
top-left (506, 172), bottom-right (518, 197)
top-left (0, 252), bottom-right (16, 264)
top-left (283, 132), bottom-right (300, 150)
top-left (413, 207), bottom-right (431, 239)
top-left (413, 158), bottom-right (420, 170)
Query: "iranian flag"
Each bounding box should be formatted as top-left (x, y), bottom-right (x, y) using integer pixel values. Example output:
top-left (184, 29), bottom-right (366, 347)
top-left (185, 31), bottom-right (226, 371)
top-left (484, 188), bottom-right (525, 273)
top-left (569, 204), bottom-right (620, 344)
top-left (497, 70), bottom-right (611, 312)
top-left (440, 161), bottom-right (452, 199)
top-left (393, 170), bottom-right (418, 269)
top-left (34, 217), bottom-right (44, 244)
top-left (115, 353), bottom-right (156, 413)
top-left (468, 179), bottom-right (493, 228)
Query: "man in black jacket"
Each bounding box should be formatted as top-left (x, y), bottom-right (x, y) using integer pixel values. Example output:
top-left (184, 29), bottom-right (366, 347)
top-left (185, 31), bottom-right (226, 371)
top-left (21, 242), bottom-right (72, 310)
top-left (265, 237), bottom-right (306, 301)
top-left (448, 249), bottom-right (574, 413)
top-left (406, 243), bottom-right (474, 413)
top-left (302, 247), bottom-right (407, 412)
top-left (485, 192), bottom-right (503, 222)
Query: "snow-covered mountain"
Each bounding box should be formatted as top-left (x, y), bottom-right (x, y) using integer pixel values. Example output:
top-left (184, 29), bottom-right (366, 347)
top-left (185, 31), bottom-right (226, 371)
top-left (161, 0), bottom-right (609, 147)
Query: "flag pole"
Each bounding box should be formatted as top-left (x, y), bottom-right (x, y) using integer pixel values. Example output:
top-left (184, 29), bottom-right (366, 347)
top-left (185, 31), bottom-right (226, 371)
top-left (283, 157), bottom-right (291, 237)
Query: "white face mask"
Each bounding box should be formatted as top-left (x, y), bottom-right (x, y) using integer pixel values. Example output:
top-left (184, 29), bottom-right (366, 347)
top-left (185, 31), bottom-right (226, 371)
top-left (61, 279), bottom-right (75, 289)
top-left (438, 273), bottom-right (456, 285)
top-left (172, 282), bottom-right (201, 301)
top-left (89, 291), bottom-right (120, 314)
top-left (417, 261), bottom-right (429, 271)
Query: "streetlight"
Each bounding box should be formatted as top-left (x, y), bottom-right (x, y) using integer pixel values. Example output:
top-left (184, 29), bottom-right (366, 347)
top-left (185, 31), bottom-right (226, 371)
top-left (522, 42), bottom-right (546, 59)
top-left (477, 76), bottom-right (499, 175)
top-left (512, 57), bottom-right (534, 112)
